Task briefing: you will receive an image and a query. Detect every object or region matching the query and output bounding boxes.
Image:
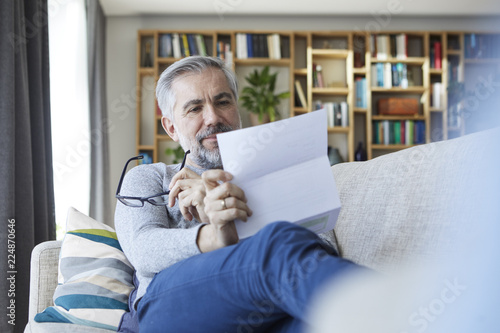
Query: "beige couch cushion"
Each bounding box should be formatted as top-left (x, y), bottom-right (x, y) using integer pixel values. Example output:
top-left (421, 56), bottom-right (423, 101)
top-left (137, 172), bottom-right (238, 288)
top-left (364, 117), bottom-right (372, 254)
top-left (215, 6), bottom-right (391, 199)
top-left (328, 128), bottom-right (499, 272)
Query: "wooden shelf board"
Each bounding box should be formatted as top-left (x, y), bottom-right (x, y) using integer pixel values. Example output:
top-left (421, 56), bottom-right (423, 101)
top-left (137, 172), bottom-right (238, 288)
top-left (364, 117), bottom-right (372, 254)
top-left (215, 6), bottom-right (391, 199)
top-left (353, 67), bottom-right (367, 74)
top-left (139, 68), bottom-right (155, 75)
top-left (138, 145), bottom-right (154, 150)
top-left (156, 135), bottom-right (172, 141)
top-left (354, 107), bottom-right (368, 113)
top-left (371, 144), bottom-right (420, 150)
top-left (447, 50), bottom-right (462, 56)
top-left (371, 87), bottom-right (426, 93)
top-left (430, 107), bottom-right (445, 112)
top-left (370, 57), bottom-right (425, 65)
top-left (372, 115), bottom-right (425, 121)
top-left (234, 58), bottom-right (291, 66)
top-left (311, 49), bottom-right (349, 58)
top-left (293, 107), bottom-right (308, 113)
top-left (312, 87), bottom-right (349, 95)
top-left (158, 57), bottom-right (183, 64)
top-left (429, 68), bottom-right (443, 74)
top-left (328, 127), bottom-right (350, 133)
top-left (293, 68), bottom-right (308, 75)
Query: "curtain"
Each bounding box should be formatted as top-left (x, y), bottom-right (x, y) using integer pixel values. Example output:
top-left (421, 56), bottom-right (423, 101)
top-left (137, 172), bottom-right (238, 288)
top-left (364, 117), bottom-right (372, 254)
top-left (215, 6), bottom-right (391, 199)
top-left (0, 0), bottom-right (55, 331)
top-left (86, 0), bottom-right (111, 225)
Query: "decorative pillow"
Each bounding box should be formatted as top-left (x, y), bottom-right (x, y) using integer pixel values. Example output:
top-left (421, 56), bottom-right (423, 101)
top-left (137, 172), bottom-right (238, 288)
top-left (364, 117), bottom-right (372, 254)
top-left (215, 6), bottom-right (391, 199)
top-left (35, 207), bottom-right (134, 331)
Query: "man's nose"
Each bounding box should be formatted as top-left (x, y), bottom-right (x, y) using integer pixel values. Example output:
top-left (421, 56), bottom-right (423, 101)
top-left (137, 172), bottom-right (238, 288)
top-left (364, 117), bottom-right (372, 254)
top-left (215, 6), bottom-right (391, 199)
top-left (203, 104), bottom-right (222, 126)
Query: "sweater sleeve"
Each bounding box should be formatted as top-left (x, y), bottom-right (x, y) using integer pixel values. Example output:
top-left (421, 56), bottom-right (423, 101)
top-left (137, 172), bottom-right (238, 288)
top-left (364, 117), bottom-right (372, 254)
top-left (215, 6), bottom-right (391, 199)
top-left (114, 163), bottom-right (203, 278)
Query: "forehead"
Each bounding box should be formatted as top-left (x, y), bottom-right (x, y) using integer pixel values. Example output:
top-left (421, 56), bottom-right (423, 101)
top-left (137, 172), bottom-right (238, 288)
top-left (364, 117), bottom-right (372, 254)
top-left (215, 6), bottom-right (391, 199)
top-left (171, 68), bottom-right (231, 101)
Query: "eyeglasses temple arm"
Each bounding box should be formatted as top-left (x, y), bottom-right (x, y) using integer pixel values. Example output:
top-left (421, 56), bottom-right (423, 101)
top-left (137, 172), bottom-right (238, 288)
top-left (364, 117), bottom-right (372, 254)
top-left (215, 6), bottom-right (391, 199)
top-left (116, 155), bottom-right (144, 196)
top-left (180, 150), bottom-right (190, 170)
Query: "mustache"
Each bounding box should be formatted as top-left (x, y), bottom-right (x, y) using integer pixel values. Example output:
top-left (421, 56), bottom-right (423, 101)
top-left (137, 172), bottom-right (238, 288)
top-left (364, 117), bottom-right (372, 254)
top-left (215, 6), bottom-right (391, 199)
top-left (196, 123), bottom-right (234, 145)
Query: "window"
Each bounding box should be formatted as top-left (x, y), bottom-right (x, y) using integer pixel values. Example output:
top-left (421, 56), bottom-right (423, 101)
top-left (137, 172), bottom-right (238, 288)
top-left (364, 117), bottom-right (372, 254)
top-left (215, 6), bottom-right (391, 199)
top-left (48, 0), bottom-right (90, 239)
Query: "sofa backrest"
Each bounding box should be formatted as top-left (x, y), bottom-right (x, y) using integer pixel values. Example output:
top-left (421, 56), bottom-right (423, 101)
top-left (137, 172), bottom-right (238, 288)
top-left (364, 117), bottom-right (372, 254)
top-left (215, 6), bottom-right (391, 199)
top-left (329, 128), bottom-right (500, 272)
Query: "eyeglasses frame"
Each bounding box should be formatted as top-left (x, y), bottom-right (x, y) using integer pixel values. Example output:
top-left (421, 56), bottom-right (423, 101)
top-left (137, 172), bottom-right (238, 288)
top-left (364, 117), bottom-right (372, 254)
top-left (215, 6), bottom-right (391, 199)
top-left (115, 150), bottom-right (190, 207)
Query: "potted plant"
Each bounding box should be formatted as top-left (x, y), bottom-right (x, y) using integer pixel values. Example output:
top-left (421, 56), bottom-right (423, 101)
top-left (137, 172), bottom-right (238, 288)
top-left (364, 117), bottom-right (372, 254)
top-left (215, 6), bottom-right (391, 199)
top-left (165, 145), bottom-right (185, 164)
top-left (240, 66), bottom-right (290, 125)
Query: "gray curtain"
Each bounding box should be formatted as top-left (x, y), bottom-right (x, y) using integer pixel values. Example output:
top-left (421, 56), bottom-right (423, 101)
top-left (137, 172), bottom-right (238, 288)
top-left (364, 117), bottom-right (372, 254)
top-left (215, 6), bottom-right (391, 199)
top-left (0, 0), bottom-right (55, 332)
top-left (86, 0), bottom-right (111, 225)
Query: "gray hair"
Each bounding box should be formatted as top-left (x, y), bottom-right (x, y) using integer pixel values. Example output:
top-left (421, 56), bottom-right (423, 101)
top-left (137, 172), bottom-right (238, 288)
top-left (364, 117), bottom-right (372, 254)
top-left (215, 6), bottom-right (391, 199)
top-left (156, 56), bottom-right (239, 120)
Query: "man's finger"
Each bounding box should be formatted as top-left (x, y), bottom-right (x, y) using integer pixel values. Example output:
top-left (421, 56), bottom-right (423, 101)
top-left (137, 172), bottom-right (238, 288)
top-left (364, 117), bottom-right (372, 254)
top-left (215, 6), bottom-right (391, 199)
top-left (169, 168), bottom-right (201, 189)
top-left (202, 170), bottom-right (233, 190)
top-left (206, 182), bottom-right (247, 203)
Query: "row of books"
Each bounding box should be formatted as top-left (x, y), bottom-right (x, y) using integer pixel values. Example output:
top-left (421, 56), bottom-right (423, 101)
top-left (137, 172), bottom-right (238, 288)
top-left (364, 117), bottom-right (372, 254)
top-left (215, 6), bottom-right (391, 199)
top-left (373, 120), bottom-right (425, 145)
top-left (464, 34), bottom-right (500, 59)
top-left (235, 33), bottom-right (290, 59)
top-left (370, 34), bottom-right (409, 60)
top-left (294, 81), bottom-right (308, 108)
top-left (355, 77), bottom-right (367, 108)
top-left (314, 101), bottom-right (349, 127)
top-left (371, 63), bottom-right (409, 88)
top-left (216, 41), bottom-right (233, 64)
top-left (429, 41), bottom-right (442, 69)
top-left (158, 33), bottom-right (208, 58)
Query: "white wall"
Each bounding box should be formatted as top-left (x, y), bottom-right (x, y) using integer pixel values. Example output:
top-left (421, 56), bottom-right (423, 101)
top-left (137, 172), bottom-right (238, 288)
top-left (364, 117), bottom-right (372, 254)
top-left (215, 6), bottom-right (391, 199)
top-left (106, 14), bottom-right (500, 217)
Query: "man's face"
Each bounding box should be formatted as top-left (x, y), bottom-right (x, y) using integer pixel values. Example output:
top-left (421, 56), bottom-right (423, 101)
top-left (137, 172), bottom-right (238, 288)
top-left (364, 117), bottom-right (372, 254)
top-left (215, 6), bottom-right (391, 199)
top-left (162, 68), bottom-right (241, 169)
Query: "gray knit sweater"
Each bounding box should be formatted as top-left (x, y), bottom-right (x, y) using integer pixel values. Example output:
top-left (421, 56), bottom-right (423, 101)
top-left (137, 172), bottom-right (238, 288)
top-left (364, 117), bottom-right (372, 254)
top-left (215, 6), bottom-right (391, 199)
top-left (114, 162), bottom-right (206, 307)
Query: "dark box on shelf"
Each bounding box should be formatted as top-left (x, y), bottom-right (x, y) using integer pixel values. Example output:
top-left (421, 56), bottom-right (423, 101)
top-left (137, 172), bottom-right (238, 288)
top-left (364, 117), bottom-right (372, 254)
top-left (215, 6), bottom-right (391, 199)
top-left (378, 98), bottom-right (419, 115)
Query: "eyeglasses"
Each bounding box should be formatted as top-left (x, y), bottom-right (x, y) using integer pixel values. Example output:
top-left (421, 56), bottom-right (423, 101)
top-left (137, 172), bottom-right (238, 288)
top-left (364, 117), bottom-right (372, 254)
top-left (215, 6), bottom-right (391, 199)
top-left (115, 150), bottom-right (190, 207)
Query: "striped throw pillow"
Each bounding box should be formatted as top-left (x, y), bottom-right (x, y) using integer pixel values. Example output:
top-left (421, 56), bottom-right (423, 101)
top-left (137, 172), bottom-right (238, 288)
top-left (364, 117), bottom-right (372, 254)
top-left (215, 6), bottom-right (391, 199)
top-left (35, 207), bottom-right (134, 331)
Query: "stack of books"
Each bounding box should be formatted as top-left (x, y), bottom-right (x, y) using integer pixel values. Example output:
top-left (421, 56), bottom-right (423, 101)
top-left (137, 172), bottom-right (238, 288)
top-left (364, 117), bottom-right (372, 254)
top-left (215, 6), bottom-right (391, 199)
top-left (371, 63), bottom-right (409, 88)
top-left (372, 120), bottom-right (425, 145)
top-left (235, 33), bottom-right (289, 59)
top-left (158, 33), bottom-right (208, 58)
top-left (371, 33), bottom-right (408, 60)
top-left (314, 101), bottom-right (349, 128)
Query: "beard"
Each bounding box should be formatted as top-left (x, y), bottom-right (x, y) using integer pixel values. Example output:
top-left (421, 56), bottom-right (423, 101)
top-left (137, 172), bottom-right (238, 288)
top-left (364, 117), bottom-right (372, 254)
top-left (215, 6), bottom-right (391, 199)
top-left (177, 123), bottom-right (236, 169)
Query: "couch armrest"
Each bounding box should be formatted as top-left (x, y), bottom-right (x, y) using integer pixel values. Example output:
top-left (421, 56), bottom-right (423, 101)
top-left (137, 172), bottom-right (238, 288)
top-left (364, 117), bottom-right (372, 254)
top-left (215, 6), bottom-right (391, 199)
top-left (28, 241), bottom-right (61, 322)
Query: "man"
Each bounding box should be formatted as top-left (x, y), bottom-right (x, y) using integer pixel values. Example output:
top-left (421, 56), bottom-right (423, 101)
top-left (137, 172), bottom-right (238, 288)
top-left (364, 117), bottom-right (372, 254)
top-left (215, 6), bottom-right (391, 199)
top-left (115, 56), bottom-right (361, 332)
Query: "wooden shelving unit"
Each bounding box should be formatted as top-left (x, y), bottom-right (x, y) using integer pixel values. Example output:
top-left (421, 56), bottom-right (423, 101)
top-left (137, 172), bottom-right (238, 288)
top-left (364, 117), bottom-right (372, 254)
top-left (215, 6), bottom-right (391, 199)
top-left (136, 29), bottom-right (500, 164)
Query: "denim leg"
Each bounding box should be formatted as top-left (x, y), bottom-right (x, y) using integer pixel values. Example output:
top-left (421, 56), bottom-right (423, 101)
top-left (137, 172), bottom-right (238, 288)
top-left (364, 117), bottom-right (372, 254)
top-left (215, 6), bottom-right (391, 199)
top-left (138, 222), bottom-right (360, 333)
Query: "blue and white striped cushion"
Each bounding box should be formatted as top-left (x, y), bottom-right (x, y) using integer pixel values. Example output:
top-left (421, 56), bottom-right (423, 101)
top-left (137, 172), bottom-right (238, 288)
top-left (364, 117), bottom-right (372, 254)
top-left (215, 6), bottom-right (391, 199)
top-left (35, 207), bottom-right (134, 331)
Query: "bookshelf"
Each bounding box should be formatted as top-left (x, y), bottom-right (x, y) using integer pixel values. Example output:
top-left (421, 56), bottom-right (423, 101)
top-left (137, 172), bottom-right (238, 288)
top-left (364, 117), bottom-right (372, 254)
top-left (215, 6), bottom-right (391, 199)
top-left (136, 29), bottom-right (500, 164)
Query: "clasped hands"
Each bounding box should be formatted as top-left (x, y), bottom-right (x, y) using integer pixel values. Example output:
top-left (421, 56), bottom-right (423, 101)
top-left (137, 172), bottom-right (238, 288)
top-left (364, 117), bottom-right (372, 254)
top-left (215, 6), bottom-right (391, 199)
top-left (168, 168), bottom-right (253, 252)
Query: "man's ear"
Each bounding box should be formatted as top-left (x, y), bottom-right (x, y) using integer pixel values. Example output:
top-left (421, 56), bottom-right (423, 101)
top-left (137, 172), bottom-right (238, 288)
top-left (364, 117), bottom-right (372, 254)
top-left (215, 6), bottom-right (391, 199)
top-left (161, 116), bottom-right (179, 142)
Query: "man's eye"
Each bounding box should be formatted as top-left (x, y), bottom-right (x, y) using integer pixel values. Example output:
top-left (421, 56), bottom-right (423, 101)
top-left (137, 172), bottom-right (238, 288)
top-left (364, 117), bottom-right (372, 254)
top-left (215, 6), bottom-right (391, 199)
top-left (189, 106), bottom-right (201, 112)
top-left (218, 100), bottom-right (230, 106)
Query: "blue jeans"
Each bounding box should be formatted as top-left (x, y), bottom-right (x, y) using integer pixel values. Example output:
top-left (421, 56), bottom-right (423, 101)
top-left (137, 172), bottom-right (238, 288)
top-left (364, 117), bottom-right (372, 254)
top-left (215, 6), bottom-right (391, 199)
top-left (137, 222), bottom-right (360, 332)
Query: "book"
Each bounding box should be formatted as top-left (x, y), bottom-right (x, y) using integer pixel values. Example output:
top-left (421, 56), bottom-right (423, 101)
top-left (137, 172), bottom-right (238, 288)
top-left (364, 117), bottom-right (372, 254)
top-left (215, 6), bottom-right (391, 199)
top-left (432, 82), bottom-right (442, 108)
top-left (384, 63), bottom-right (392, 88)
top-left (196, 34), bottom-right (207, 56)
top-left (316, 65), bottom-right (325, 88)
top-left (396, 33), bottom-right (407, 59)
top-left (294, 80), bottom-right (308, 108)
top-left (376, 63), bottom-right (384, 87)
top-left (217, 109), bottom-right (341, 238)
top-left (334, 103), bottom-right (342, 126)
top-left (247, 34), bottom-right (253, 58)
top-left (272, 33), bottom-right (281, 59)
top-left (434, 41), bottom-right (442, 69)
top-left (340, 102), bottom-right (348, 127)
top-left (172, 33), bottom-right (181, 58)
top-left (325, 102), bottom-right (334, 127)
top-left (371, 65), bottom-right (378, 87)
top-left (181, 34), bottom-right (190, 56)
top-left (159, 34), bottom-right (172, 57)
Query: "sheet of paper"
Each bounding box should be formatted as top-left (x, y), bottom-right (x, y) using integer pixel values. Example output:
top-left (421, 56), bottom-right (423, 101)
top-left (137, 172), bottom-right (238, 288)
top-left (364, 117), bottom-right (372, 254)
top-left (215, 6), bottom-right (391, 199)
top-left (217, 109), bottom-right (341, 238)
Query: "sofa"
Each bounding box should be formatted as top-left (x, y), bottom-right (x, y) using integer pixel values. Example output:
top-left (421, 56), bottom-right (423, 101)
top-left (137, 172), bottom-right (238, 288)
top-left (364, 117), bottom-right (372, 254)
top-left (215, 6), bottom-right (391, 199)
top-left (25, 127), bottom-right (500, 332)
